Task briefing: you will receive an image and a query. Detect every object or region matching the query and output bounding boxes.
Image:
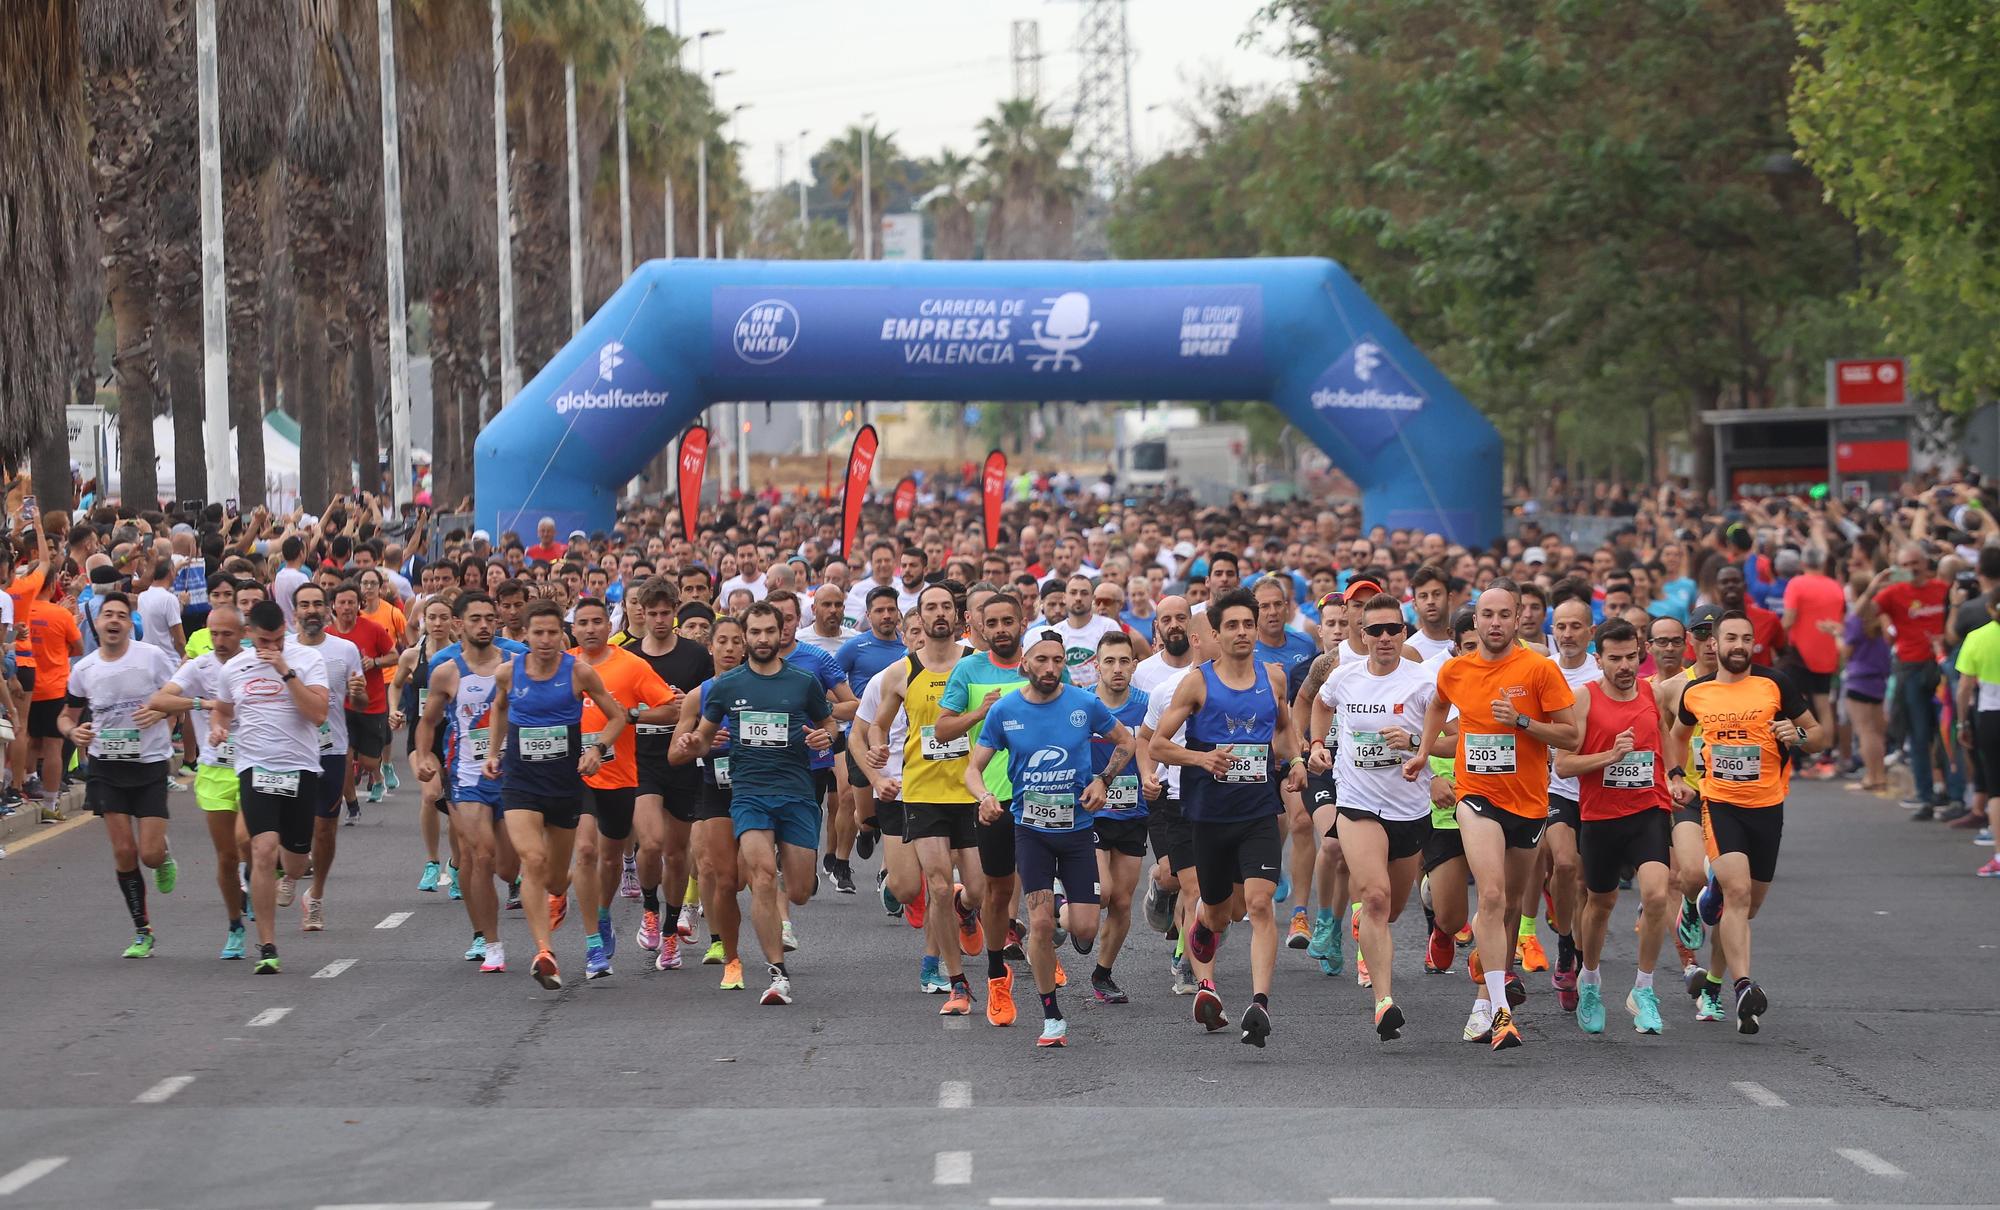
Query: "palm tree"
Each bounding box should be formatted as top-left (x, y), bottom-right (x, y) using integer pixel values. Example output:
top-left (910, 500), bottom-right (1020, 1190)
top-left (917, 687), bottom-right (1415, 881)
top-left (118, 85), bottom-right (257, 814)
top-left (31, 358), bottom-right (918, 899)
top-left (818, 124), bottom-right (909, 258)
top-left (976, 98), bottom-right (1084, 260)
top-left (922, 148), bottom-right (977, 260)
top-left (2, 2), bottom-right (91, 496)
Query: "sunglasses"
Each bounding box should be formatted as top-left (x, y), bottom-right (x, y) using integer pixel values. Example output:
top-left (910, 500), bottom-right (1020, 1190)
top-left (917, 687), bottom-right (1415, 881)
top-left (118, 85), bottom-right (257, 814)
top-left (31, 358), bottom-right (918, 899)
top-left (1361, 622), bottom-right (1407, 637)
top-left (1689, 625), bottom-right (1715, 638)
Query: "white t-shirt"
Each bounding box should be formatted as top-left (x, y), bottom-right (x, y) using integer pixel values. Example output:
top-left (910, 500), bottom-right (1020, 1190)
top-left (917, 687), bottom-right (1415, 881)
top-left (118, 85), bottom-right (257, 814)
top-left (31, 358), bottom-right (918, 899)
top-left (1134, 654), bottom-right (1196, 799)
top-left (718, 573), bottom-right (768, 602)
top-left (295, 633), bottom-right (364, 757)
top-left (170, 651), bottom-right (235, 767)
top-left (220, 641), bottom-right (329, 773)
top-left (842, 577), bottom-right (899, 629)
top-left (852, 671), bottom-right (907, 781)
top-left (68, 643), bottom-right (182, 765)
top-left (273, 565), bottom-right (311, 626)
top-left (1407, 628), bottom-right (1456, 662)
top-left (1055, 613), bottom-right (1123, 689)
top-left (136, 585), bottom-right (183, 654)
top-left (1547, 655), bottom-right (1605, 800)
top-left (799, 625), bottom-right (857, 658)
top-left (1317, 656), bottom-right (1437, 820)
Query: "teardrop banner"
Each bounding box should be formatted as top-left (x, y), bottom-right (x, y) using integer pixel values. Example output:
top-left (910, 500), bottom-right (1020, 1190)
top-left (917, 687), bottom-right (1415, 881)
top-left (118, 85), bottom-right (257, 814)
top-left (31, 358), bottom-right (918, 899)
top-left (839, 423), bottom-right (880, 558)
top-left (891, 476), bottom-right (917, 524)
top-left (981, 448), bottom-right (1007, 550)
top-left (676, 424), bottom-right (709, 544)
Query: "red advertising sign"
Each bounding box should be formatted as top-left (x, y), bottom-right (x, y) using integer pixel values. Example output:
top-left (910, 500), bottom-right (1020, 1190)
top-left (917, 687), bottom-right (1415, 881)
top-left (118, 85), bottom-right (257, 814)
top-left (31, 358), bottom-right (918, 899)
top-left (981, 449), bottom-right (1007, 550)
top-left (1835, 439), bottom-right (1909, 474)
top-left (676, 425), bottom-right (708, 544)
top-left (891, 476), bottom-right (917, 524)
top-left (1828, 358), bottom-right (1906, 406)
top-left (1730, 467), bottom-right (1823, 499)
top-left (839, 424), bottom-right (879, 559)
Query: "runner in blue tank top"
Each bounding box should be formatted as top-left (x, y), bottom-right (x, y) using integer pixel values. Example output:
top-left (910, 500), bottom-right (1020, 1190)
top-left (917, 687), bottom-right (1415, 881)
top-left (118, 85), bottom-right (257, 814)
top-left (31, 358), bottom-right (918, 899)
top-left (1150, 588), bottom-right (1307, 1048)
top-left (1087, 629), bottom-right (1154, 1006)
top-left (481, 600), bottom-right (629, 991)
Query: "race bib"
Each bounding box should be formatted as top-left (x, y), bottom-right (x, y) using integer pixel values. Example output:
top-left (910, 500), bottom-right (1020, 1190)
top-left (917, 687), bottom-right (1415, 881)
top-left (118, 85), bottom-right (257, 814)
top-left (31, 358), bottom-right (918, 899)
top-left (1465, 733), bottom-right (1516, 775)
top-left (1604, 749), bottom-right (1656, 790)
top-left (518, 725), bottom-right (569, 761)
top-left (466, 726), bottom-right (491, 760)
top-left (1708, 744), bottom-right (1761, 783)
top-left (1220, 743), bottom-right (1269, 783)
top-left (99, 728), bottom-right (142, 759)
top-left (1020, 789), bottom-right (1077, 830)
top-left (1349, 728), bottom-right (1400, 771)
top-left (920, 724), bottom-right (970, 761)
top-left (636, 722), bottom-right (673, 737)
top-left (252, 767), bottom-right (300, 797)
top-left (216, 737), bottom-right (236, 765)
top-left (1105, 774), bottom-right (1140, 810)
top-left (711, 756), bottom-right (732, 787)
top-left (583, 731), bottom-right (602, 751)
top-left (740, 710), bottom-right (789, 747)
top-left (1689, 735), bottom-right (1706, 775)
top-left (317, 720), bottom-right (334, 752)
top-left (416, 689), bottom-right (428, 714)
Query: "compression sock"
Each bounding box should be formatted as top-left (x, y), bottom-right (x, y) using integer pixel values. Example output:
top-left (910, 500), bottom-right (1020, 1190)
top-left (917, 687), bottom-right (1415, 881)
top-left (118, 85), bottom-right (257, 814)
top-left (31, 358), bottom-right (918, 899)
top-left (1483, 969), bottom-right (1509, 1008)
top-left (641, 887), bottom-right (660, 912)
top-left (1040, 991), bottom-right (1062, 1020)
top-left (987, 948), bottom-right (1008, 979)
top-left (1634, 969), bottom-right (1654, 991)
top-left (116, 868), bottom-right (149, 930)
top-left (1579, 965), bottom-right (1602, 988)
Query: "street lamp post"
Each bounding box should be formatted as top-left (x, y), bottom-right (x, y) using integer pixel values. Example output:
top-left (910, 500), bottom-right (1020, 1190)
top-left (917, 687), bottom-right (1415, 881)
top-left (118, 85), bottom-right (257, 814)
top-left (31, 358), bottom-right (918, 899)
top-left (694, 30), bottom-right (723, 259)
top-left (797, 129), bottom-right (810, 231)
top-left (860, 111), bottom-right (875, 260)
top-left (491, 0), bottom-right (519, 405)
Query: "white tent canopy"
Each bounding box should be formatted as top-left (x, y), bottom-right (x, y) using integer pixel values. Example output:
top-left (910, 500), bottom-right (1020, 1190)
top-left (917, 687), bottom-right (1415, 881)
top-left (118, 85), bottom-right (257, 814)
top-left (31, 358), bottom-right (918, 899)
top-left (104, 414), bottom-right (303, 510)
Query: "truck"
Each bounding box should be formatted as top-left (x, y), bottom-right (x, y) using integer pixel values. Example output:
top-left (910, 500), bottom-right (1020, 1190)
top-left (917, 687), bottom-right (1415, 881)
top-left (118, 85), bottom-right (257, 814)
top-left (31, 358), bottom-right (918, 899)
top-left (1113, 406), bottom-right (1250, 501)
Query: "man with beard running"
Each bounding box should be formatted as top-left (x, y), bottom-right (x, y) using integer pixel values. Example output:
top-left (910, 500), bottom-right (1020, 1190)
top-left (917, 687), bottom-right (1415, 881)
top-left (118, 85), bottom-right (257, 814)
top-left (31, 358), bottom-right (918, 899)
top-left (1056, 573), bottom-right (1125, 689)
top-left (1537, 588), bottom-right (1603, 1009)
top-left (1087, 630), bottom-right (1154, 1005)
top-left (621, 578), bottom-right (714, 966)
top-left (290, 584), bottom-right (368, 931)
top-left (1134, 595), bottom-right (1200, 993)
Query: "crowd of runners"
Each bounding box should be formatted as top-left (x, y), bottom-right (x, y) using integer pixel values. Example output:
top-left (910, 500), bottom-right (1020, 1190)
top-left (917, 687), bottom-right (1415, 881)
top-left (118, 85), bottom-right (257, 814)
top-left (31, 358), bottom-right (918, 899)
top-left (22, 470), bottom-right (2000, 1049)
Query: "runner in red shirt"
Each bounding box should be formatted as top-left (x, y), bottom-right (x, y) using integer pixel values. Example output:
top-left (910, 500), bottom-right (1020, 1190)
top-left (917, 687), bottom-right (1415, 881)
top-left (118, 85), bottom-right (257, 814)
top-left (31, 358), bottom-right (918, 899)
top-left (1715, 565), bottom-right (1783, 667)
top-left (1863, 546), bottom-right (1952, 812)
top-left (330, 580), bottom-right (397, 817)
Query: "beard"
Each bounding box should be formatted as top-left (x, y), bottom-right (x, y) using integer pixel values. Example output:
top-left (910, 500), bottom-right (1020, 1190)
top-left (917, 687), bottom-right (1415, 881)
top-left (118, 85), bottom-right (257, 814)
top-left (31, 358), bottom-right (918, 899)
top-left (1032, 672), bottom-right (1062, 695)
top-left (989, 634), bottom-right (1019, 660)
top-left (1720, 650), bottom-right (1751, 673)
top-left (1162, 631), bottom-right (1190, 657)
top-left (750, 643), bottom-right (778, 663)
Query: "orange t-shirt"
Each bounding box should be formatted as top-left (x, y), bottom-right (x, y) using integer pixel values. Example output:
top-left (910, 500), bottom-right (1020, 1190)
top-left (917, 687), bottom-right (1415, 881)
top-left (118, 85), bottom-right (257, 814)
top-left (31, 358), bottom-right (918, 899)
top-left (7, 567), bottom-right (45, 668)
top-left (1434, 642), bottom-right (1576, 819)
top-left (362, 599), bottom-right (408, 647)
top-left (571, 645), bottom-right (675, 790)
top-left (29, 599), bottom-right (80, 701)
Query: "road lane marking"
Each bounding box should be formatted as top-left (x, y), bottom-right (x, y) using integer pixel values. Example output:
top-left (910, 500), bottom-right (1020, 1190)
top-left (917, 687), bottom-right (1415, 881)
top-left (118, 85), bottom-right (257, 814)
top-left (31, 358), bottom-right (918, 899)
top-left (939, 1080), bottom-right (972, 1108)
top-left (375, 912), bottom-right (414, 929)
top-left (935, 1151), bottom-right (973, 1185)
top-left (650, 1202), bottom-right (827, 1209)
top-left (246, 1007), bottom-right (294, 1028)
top-left (1835, 1148), bottom-right (1906, 1177)
top-left (1671, 1200), bottom-right (1835, 1206)
top-left (0, 1157), bottom-right (68, 1196)
top-left (317, 1203), bottom-right (496, 1210)
top-left (990, 1200), bottom-right (1166, 1207)
top-left (133, 1075), bottom-right (195, 1103)
top-left (1731, 1080), bottom-right (1789, 1107)
top-left (312, 959), bottom-right (357, 978)
top-left (942, 1016), bottom-right (971, 1031)
top-left (1328, 1201), bottom-right (1497, 1207)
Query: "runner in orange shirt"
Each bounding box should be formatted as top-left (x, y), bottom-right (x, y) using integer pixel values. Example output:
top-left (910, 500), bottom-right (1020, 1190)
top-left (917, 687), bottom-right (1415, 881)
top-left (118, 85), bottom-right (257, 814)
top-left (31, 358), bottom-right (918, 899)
top-left (568, 597), bottom-right (679, 979)
top-left (28, 567), bottom-right (82, 804)
top-left (1405, 578), bottom-right (1580, 1051)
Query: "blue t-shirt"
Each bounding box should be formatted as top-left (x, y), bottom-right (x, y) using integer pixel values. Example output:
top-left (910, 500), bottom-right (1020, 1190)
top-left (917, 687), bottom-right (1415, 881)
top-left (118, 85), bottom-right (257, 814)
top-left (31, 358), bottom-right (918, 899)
top-left (429, 637), bottom-right (529, 671)
top-left (784, 642), bottom-right (848, 770)
top-left (1658, 577), bottom-right (1697, 620)
top-left (835, 630), bottom-right (907, 698)
top-left (1119, 610), bottom-right (1155, 642)
top-left (1091, 687), bottom-right (1150, 820)
top-left (701, 662), bottom-right (831, 809)
top-left (1254, 627), bottom-right (1319, 678)
top-left (978, 685), bottom-right (1118, 834)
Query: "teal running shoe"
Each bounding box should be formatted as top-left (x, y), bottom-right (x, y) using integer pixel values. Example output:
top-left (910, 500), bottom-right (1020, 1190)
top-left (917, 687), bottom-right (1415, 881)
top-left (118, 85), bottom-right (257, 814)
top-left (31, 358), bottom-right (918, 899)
top-left (465, 934), bottom-right (487, 962)
top-left (155, 856), bottom-right (178, 895)
top-left (1676, 897), bottom-right (1704, 951)
top-left (920, 963), bottom-right (949, 995)
top-left (1628, 986), bottom-right (1664, 1034)
top-left (447, 864), bottom-right (463, 901)
top-left (220, 924), bottom-right (246, 960)
top-left (1306, 911), bottom-right (1337, 960)
top-left (418, 861), bottom-right (442, 892)
top-left (1696, 989), bottom-right (1725, 1022)
top-left (1322, 926), bottom-right (1344, 976)
top-left (384, 763), bottom-right (400, 791)
top-left (1576, 982), bottom-right (1606, 1033)
top-left (366, 777), bottom-right (385, 805)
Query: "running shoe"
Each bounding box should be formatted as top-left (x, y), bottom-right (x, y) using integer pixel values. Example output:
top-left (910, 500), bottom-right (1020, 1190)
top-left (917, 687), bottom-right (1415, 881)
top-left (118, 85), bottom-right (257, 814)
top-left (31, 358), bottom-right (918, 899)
top-left (1193, 983), bottom-right (1229, 1032)
top-left (1425, 927), bottom-right (1455, 974)
top-left (720, 958), bottom-right (744, 990)
top-left (154, 855), bottom-right (178, 894)
top-left (1975, 828), bottom-right (1994, 847)
top-left (618, 859), bottom-right (641, 901)
top-left (1274, 870), bottom-right (1291, 904)
top-left (1004, 918), bottom-right (1026, 960)
top-left (531, 948), bottom-right (561, 989)
top-left (1553, 968), bottom-right (1579, 1014)
top-left (1576, 982), bottom-right (1605, 1033)
top-left (831, 864), bottom-right (857, 895)
top-left (585, 944), bottom-right (612, 980)
top-left (1319, 919), bottom-right (1344, 975)
top-left (221, 924), bottom-right (246, 960)
top-left (1091, 970), bottom-right (1128, 1004)
top-left (447, 866), bottom-right (462, 901)
top-left (1143, 881), bottom-right (1176, 934)
top-left (1356, 955), bottom-right (1371, 988)
top-left (879, 871), bottom-right (902, 918)
top-left (366, 778), bottom-right (384, 806)
top-left (481, 941), bottom-right (507, 972)
top-left (1505, 972), bottom-right (1527, 1008)
top-left (702, 939), bottom-right (725, 965)
top-left (1188, 922), bottom-right (1219, 964)
top-left (1462, 1002), bottom-right (1493, 1043)
top-left (855, 827), bottom-right (878, 862)
top-left (1306, 912), bottom-right (1336, 960)
top-left (904, 885), bottom-right (927, 930)
top-left (1454, 924), bottom-right (1473, 946)
top-left (1696, 989), bottom-right (1725, 1022)
top-left (676, 903), bottom-right (699, 940)
top-left (1171, 954), bottom-right (1197, 996)
top-left (1517, 933), bottom-right (1549, 972)
top-left (940, 984), bottom-right (972, 1015)
top-left (1683, 964), bottom-right (1715, 1001)
top-left (1489, 1005), bottom-right (1523, 1050)
top-left (987, 968), bottom-right (1017, 1026)
top-left (418, 861), bottom-right (442, 892)
top-left (1052, 957), bottom-right (1068, 988)
top-left (1696, 874), bottom-right (1724, 927)
top-left (1628, 986), bottom-right (1663, 1034)
top-left (781, 920), bottom-right (799, 953)
top-left (1374, 997), bottom-right (1404, 1041)
top-left (1037, 1017), bottom-right (1069, 1047)
top-left (504, 884), bottom-right (522, 911)
top-left (276, 874), bottom-right (296, 908)
top-left (465, 934), bottom-right (487, 962)
top-left (548, 892), bottom-right (568, 933)
top-left (301, 895), bottom-right (325, 932)
top-left (655, 933), bottom-right (682, 971)
top-left (955, 885), bottom-right (983, 954)
top-left (255, 949), bottom-right (281, 975)
top-left (343, 798), bottom-right (360, 825)
top-left (922, 962), bottom-right (950, 996)
top-left (637, 910), bottom-right (662, 952)
top-left (1286, 907), bottom-right (1311, 950)
top-left (384, 763), bottom-right (400, 792)
top-left (1977, 856), bottom-right (2000, 877)
top-left (1239, 1000), bottom-right (1271, 1048)
top-left (1734, 980), bottom-right (1768, 1035)
top-left (37, 802), bottom-right (64, 824)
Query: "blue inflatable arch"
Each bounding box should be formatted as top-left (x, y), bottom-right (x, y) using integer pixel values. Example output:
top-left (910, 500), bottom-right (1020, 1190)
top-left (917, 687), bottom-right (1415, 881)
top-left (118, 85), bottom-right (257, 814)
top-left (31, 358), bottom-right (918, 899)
top-left (474, 257), bottom-right (1502, 543)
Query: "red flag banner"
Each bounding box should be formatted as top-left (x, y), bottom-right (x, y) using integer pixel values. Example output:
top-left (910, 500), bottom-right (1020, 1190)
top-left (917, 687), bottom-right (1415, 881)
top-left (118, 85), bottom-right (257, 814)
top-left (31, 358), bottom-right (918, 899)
top-left (676, 425), bottom-right (708, 544)
top-left (840, 424), bottom-right (880, 559)
top-left (891, 476), bottom-right (917, 524)
top-left (981, 448), bottom-right (1007, 550)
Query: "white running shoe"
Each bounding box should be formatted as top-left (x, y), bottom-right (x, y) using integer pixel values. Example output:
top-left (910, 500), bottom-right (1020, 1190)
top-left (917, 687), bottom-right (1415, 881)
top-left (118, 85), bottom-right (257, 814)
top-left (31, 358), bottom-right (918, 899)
top-left (760, 965), bottom-right (793, 1005)
top-left (1462, 1002), bottom-right (1494, 1043)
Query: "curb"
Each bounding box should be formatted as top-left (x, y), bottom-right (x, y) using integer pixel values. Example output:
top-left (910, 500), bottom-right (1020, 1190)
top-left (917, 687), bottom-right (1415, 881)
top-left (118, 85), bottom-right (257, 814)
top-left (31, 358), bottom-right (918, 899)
top-left (0, 782), bottom-right (88, 852)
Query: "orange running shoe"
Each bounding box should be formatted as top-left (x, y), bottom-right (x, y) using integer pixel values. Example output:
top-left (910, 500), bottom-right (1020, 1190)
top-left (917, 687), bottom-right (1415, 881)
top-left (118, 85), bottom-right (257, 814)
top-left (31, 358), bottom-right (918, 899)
top-left (986, 968), bottom-right (1017, 1026)
top-left (1517, 934), bottom-right (1549, 972)
top-left (531, 948), bottom-right (561, 990)
top-left (1454, 924), bottom-right (1473, 946)
top-left (1490, 1005), bottom-right (1523, 1050)
top-left (955, 884), bottom-right (983, 955)
top-left (1425, 927), bottom-right (1455, 974)
top-left (1054, 957), bottom-right (1068, 988)
top-left (1286, 910), bottom-right (1311, 950)
top-left (548, 892), bottom-right (568, 934)
top-left (1468, 945), bottom-right (1485, 984)
top-left (940, 984), bottom-right (973, 1016)
top-left (720, 958), bottom-right (745, 990)
top-left (905, 885), bottom-right (927, 930)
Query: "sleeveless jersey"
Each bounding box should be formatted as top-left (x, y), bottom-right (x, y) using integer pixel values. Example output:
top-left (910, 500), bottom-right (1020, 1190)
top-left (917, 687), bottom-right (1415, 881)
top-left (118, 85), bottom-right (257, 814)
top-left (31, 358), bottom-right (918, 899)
top-left (448, 652), bottom-right (502, 791)
top-left (901, 648), bottom-right (974, 804)
top-left (1183, 661), bottom-right (1281, 823)
top-left (1682, 665), bottom-right (1707, 793)
top-left (1576, 678), bottom-right (1669, 821)
top-left (696, 681), bottom-right (733, 790)
top-left (502, 652), bottom-right (582, 796)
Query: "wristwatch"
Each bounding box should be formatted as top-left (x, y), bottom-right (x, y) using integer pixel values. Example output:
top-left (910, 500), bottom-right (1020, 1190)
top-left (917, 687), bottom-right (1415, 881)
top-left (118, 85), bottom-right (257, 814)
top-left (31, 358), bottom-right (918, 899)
top-left (281, 669), bottom-right (297, 682)
top-left (1512, 713), bottom-right (1529, 730)
top-left (594, 741), bottom-right (614, 759)
top-left (626, 706), bottom-right (643, 725)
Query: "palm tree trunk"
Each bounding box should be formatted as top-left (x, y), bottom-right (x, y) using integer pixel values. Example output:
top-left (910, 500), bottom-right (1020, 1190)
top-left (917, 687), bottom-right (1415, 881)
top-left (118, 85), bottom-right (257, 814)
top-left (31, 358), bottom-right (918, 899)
top-left (429, 285), bottom-right (462, 505)
top-left (108, 254), bottom-right (160, 510)
top-left (295, 289), bottom-right (329, 509)
top-left (163, 300), bottom-right (205, 505)
top-left (227, 167), bottom-right (275, 509)
top-left (351, 333), bottom-right (377, 497)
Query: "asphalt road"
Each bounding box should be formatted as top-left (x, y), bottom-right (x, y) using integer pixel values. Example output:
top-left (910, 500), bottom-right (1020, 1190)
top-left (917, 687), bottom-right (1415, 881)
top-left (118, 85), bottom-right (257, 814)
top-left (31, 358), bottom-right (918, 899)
top-left (0, 772), bottom-right (1993, 1210)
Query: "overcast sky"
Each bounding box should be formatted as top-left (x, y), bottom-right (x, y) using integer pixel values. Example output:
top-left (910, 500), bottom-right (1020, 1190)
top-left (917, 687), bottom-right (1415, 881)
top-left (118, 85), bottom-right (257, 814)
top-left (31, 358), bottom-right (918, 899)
top-left (644, 0), bottom-right (1304, 191)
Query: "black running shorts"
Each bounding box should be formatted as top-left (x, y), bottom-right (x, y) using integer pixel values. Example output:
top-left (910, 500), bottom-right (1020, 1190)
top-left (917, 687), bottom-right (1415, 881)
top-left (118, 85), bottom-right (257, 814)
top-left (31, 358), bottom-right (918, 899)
top-left (1189, 813), bottom-right (1282, 905)
top-left (1579, 809), bottom-right (1670, 894)
top-left (1703, 799), bottom-right (1783, 883)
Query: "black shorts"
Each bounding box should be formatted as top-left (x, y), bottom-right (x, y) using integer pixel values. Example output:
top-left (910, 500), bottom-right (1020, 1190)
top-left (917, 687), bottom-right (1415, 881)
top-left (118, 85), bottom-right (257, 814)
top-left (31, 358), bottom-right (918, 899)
top-left (587, 784), bottom-right (638, 841)
top-left (346, 711), bottom-right (389, 759)
top-left (1672, 800), bottom-right (1705, 827)
top-left (1970, 711), bottom-right (2000, 797)
top-left (696, 779), bottom-right (733, 822)
top-left (812, 768), bottom-right (836, 802)
top-left (875, 797), bottom-right (906, 837)
top-left (904, 800), bottom-right (979, 851)
top-left (86, 759), bottom-right (171, 819)
top-left (1547, 792), bottom-right (1580, 831)
top-left (1189, 813), bottom-right (1283, 905)
top-left (1305, 772), bottom-right (1338, 813)
top-left (1844, 688), bottom-right (1884, 706)
top-left (978, 808), bottom-right (1018, 879)
top-left (1422, 824), bottom-right (1465, 873)
top-left (638, 760), bottom-right (703, 822)
top-left (1093, 815), bottom-right (1149, 857)
top-left (314, 755), bottom-right (348, 819)
top-left (1015, 825), bottom-right (1101, 903)
top-left (27, 697), bottom-right (62, 740)
top-left (16, 665), bottom-right (35, 696)
top-left (239, 768), bottom-right (321, 854)
top-left (1460, 795), bottom-right (1546, 850)
top-left (1146, 795), bottom-right (1195, 874)
top-left (844, 746), bottom-right (868, 787)
top-left (1704, 799), bottom-right (1783, 883)
top-left (506, 790), bottom-right (584, 830)
top-left (1579, 809), bottom-right (1671, 894)
top-left (1337, 807), bottom-right (1430, 861)
top-left (1787, 667), bottom-right (1834, 697)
